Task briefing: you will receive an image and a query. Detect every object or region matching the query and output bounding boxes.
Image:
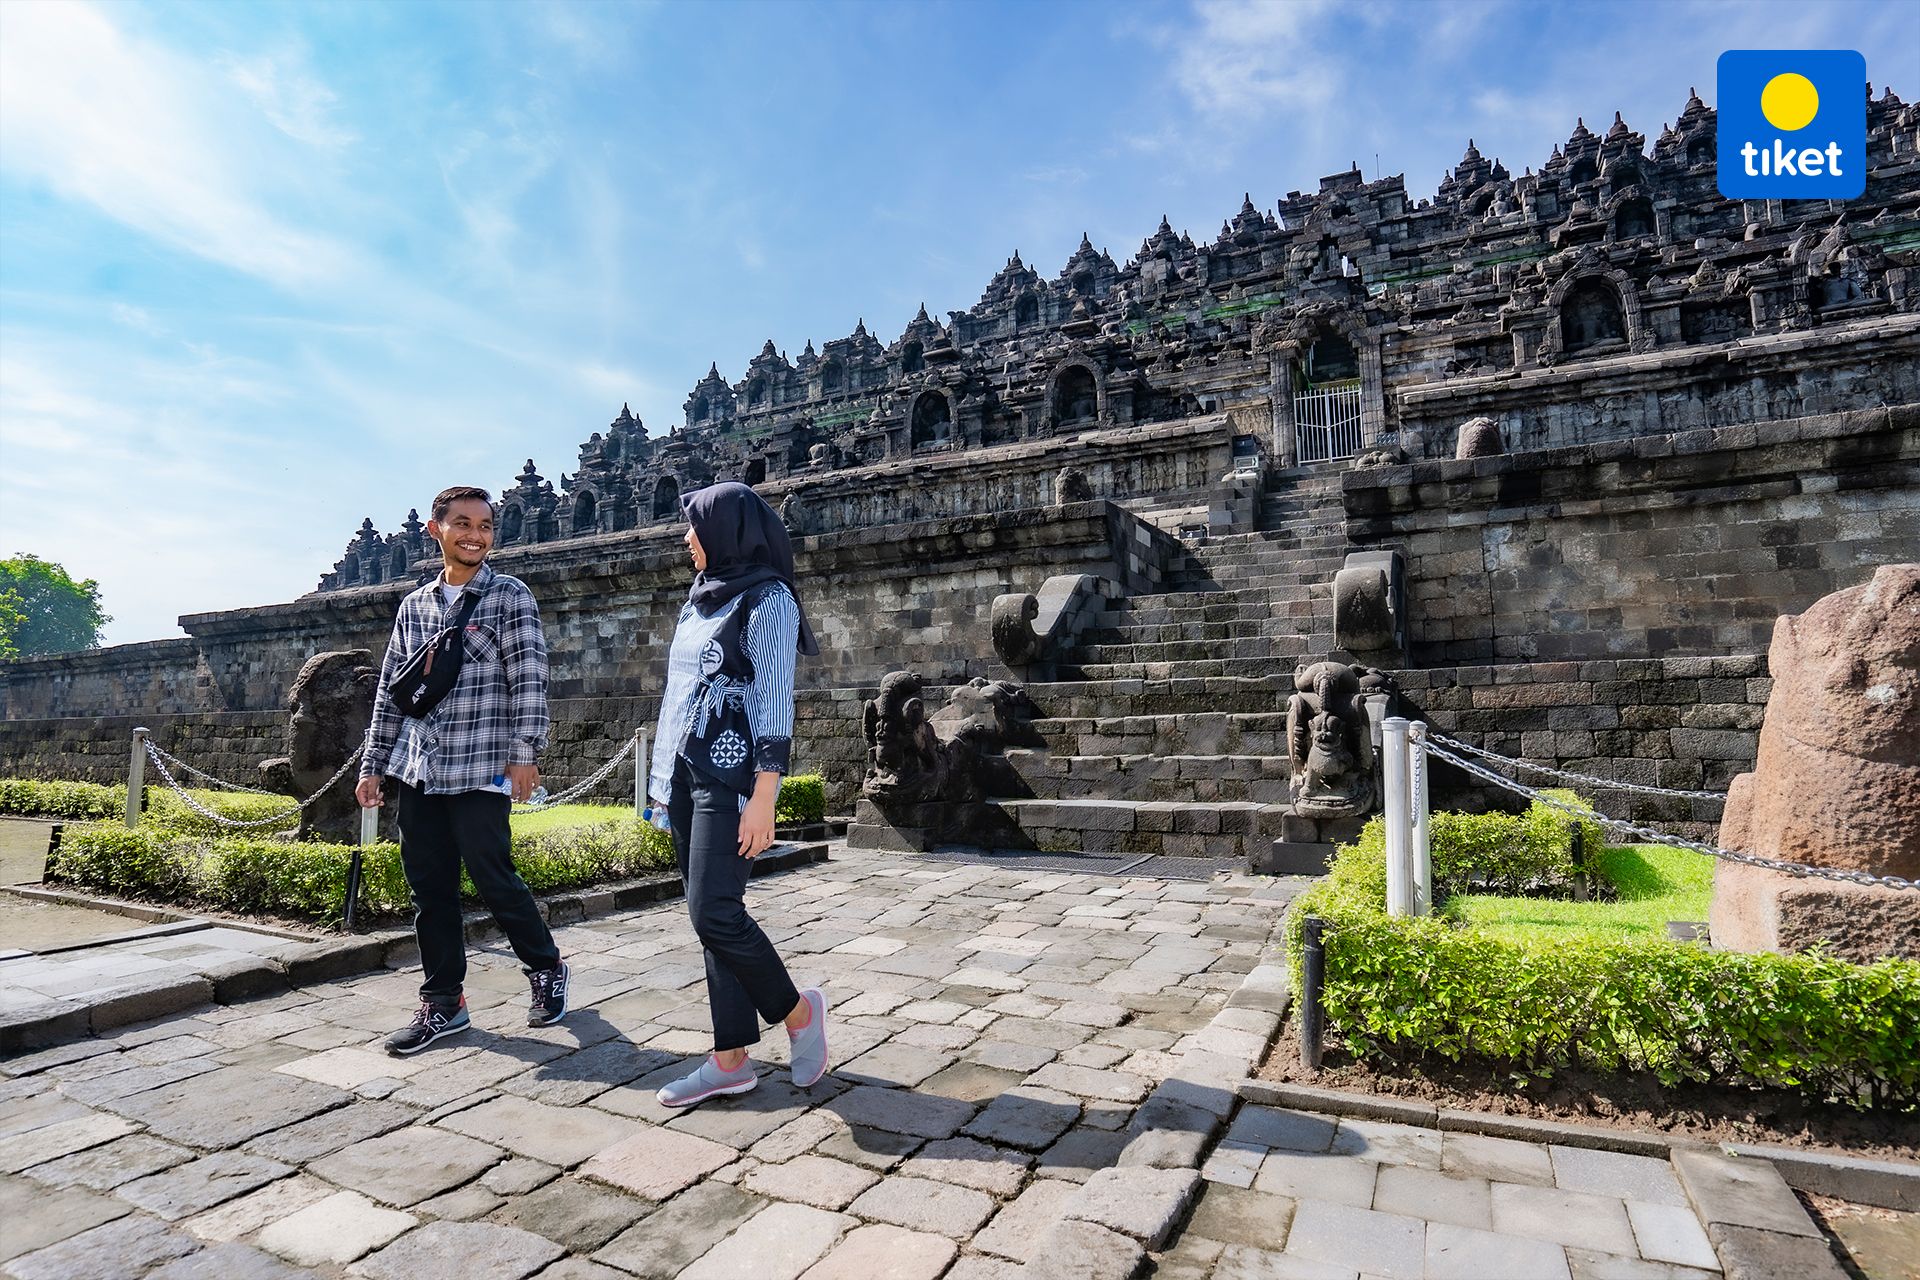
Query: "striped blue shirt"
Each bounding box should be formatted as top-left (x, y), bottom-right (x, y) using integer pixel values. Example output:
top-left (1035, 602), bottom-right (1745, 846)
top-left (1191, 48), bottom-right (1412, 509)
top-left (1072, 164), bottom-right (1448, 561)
top-left (649, 583), bottom-right (800, 811)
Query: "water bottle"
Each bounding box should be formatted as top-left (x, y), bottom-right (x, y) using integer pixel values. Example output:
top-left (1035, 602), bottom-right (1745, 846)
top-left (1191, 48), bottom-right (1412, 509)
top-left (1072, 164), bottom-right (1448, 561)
top-left (529, 785), bottom-right (549, 807)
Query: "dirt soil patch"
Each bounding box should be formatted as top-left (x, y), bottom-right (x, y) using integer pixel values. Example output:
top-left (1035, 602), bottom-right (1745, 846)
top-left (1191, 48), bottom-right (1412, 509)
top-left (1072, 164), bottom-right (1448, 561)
top-left (1258, 1019), bottom-right (1919, 1162)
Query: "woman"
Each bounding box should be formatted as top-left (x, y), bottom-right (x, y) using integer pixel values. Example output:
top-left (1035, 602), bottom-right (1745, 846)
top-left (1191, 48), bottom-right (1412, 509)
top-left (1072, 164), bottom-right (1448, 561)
top-left (647, 481), bottom-right (829, 1107)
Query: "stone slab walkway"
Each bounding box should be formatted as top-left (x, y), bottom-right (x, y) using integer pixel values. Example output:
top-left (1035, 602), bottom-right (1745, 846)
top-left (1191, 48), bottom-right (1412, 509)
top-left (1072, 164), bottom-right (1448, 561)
top-left (0, 846), bottom-right (1757, 1278)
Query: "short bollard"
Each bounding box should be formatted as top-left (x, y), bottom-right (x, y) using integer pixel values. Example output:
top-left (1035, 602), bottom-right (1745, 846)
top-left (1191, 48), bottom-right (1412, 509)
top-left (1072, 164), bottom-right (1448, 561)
top-left (346, 804), bottom-right (378, 932)
top-left (633, 727), bottom-right (650, 817)
top-left (126, 727), bottom-right (150, 829)
top-left (1301, 915), bottom-right (1325, 1074)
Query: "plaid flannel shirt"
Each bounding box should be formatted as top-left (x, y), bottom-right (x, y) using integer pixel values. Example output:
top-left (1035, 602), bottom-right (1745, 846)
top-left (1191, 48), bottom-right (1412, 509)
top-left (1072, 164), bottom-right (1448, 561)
top-left (361, 562), bottom-right (550, 795)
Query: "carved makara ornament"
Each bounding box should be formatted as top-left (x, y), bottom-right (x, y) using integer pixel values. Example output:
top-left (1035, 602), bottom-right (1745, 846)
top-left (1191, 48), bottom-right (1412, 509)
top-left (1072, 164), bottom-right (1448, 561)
top-left (1285, 660), bottom-right (1388, 818)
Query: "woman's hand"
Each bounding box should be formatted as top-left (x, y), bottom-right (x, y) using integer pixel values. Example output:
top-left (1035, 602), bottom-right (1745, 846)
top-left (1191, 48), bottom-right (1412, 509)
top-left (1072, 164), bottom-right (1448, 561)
top-left (738, 773), bottom-right (781, 858)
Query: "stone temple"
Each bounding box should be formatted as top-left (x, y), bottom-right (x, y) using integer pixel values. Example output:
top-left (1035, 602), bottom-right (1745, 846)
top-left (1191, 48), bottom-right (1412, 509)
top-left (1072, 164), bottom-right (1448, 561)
top-left (3, 88), bottom-right (1918, 871)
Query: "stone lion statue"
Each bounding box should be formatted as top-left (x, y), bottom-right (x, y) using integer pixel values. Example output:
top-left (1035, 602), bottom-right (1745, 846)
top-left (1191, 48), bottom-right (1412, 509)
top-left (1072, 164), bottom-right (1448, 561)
top-left (261, 649), bottom-right (378, 842)
top-left (862, 673), bottom-right (1042, 806)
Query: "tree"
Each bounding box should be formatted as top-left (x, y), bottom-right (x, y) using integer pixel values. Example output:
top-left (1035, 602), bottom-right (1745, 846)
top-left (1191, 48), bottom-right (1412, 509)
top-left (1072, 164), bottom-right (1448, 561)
top-left (0, 555), bottom-right (110, 657)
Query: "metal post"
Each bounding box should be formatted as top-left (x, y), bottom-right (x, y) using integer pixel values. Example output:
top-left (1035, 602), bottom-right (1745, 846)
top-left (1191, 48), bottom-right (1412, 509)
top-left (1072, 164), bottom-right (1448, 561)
top-left (1408, 721), bottom-right (1432, 917)
top-left (126, 728), bottom-right (149, 828)
top-left (1300, 915), bottom-right (1325, 1073)
top-left (1383, 716), bottom-right (1412, 917)
top-left (633, 728), bottom-right (650, 817)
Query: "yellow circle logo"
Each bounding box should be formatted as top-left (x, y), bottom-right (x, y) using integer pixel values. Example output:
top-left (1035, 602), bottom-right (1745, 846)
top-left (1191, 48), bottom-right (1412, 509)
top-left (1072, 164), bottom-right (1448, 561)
top-left (1761, 73), bottom-right (1819, 131)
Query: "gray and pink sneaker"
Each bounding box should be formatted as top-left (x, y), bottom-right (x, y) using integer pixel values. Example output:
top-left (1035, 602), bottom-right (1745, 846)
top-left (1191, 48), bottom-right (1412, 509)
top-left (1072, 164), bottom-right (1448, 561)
top-left (789, 988), bottom-right (830, 1087)
top-left (656, 1055), bottom-right (758, 1108)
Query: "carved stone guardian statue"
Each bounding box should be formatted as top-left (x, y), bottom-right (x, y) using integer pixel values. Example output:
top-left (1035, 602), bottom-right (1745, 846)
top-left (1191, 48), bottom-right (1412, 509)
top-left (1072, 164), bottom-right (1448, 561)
top-left (260, 649), bottom-right (378, 842)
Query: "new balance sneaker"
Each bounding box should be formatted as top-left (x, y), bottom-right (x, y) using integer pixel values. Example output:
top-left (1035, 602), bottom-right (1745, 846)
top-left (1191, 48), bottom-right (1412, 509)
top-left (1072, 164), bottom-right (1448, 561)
top-left (526, 960), bottom-right (570, 1027)
top-left (384, 998), bottom-right (469, 1056)
top-left (656, 1055), bottom-right (759, 1108)
top-left (788, 987), bottom-right (830, 1087)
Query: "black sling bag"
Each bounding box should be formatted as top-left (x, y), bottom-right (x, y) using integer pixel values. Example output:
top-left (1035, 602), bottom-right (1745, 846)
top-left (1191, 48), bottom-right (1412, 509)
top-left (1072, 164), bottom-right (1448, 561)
top-left (388, 585), bottom-right (486, 719)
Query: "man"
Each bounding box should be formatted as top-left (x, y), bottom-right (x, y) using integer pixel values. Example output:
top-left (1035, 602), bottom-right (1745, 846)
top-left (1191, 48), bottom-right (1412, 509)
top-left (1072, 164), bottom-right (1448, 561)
top-left (357, 485), bottom-right (569, 1055)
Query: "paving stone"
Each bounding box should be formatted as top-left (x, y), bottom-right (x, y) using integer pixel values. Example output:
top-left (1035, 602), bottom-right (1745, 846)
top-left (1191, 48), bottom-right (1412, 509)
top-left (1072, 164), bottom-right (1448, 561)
top-left (1371, 1163), bottom-right (1493, 1230)
top-left (1023, 1218), bottom-right (1145, 1279)
top-left (749, 1111), bottom-right (846, 1164)
top-left (1201, 1138), bottom-right (1268, 1189)
top-left (416, 1181), bottom-right (505, 1220)
top-left (5, 1214), bottom-right (200, 1280)
top-left (256, 1189), bottom-right (416, 1265)
top-left (1670, 1148), bottom-right (1820, 1238)
top-left (103, 1066), bottom-right (349, 1150)
top-left (1708, 1223), bottom-right (1847, 1280)
top-left (61, 1059), bottom-right (224, 1107)
top-left (962, 1039), bottom-right (1059, 1074)
top-left (827, 1084), bottom-right (976, 1140)
top-left (275, 1047), bottom-right (430, 1089)
top-left (1212, 1243), bottom-right (1358, 1278)
top-left (1037, 1125), bottom-right (1130, 1182)
top-left (1284, 1198), bottom-right (1427, 1279)
top-left (0, 1174), bottom-right (131, 1261)
top-left (176, 1173), bottom-right (334, 1242)
top-left (1254, 1151), bottom-right (1378, 1208)
top-left (480, 1156), bottom-right (562, 1195)
top-left (436, 1093), bottom-right (642, 1167)
top-left (1064, 1165), bottom-right (1200, 1249)
top-left (1440, 1131), bottom-right (1557, 1186)
top-left (119, 1150), bottom-right (293, 1220)
top-left (898, 1136), bottom-right (1030, 1197)
top-left (972, 1178), bottom-right (1079, 1262)
top-left (1551, 1145), bottom-right (1690, 1207)
top-left (1027, 1062), bottom-right (1151, 1103)
top-left (681, 1201), bottom-right (855, 1280)
top-left (848, 1174), bottom-right (997, 1237)
top-left (1224, 1105), bottom-right (1338, 1154)
top-left (0, 1092), bottom-right (90, 1139)
top-left (1425, 1222), bottom-right (1573, 1280)
top-left (945, 1255), bottom-right (1027, 1280)
top-left (310, 1126), bottom-right (504, 1208)
top-left (1563, 1249), bottom-right (1722, 1279)
top-left (667, 1075), bottom-right (846, 1149)
top-left (496, 1041), bottom-right (670, 1106)
top-left (349, 1220), bottom-right (564, 1280)
top-left (742, 1153), bottom-right (882, 1209)
top-left (1181, 1183), bottom-right (1297, 1252)
top-left (919, 1061), bottom-right (1028, 1104)
top-left (528, 1260), bottom-right (632, 1280)
top-left (796, 1221), bottom-right (958, 1280)
top-left (488, 1175), bottom-right (649, 1251)
top-left (147, 1240), bottom-right (315, 1280)
top-left (579, 1124), bottom-right (737, 1199)
top-left (1625, 1200), bottom-right (1721, 1271)
top-left (962, 1088), bottom-right (1080, 1151)
top-left (842, 1041), bottom-right (957, 1087)
top-left (594, 1182), bottom-right (766, 1278)
top-left (1328, 1117), bottom-right (1443, 1168)
top-left (815, 1124), bottom-right (924, 1171)
top-left (1490, 1182), bottom-right (1641, 1255)
top-left (23, 1134), bottom-right (192, 1191)
top-left (241, 1098), bottom-right (416, 1164)
top-left (0, 1111), bottom-right (138, 1173)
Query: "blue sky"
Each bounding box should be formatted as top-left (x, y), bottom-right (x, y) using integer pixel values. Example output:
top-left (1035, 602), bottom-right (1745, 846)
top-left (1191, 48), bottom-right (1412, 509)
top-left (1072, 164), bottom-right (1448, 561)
top-left (2, 0), bottom-right (1913, 646)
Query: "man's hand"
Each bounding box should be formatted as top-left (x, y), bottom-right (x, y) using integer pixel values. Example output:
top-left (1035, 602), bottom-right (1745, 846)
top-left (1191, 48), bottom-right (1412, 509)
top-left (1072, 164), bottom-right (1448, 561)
top-left (738, 772), bottom-right (781, 859)
top-left (506, 763), bottom-right (541, 804)
top-left (355, 776), bottom-right (384, 809)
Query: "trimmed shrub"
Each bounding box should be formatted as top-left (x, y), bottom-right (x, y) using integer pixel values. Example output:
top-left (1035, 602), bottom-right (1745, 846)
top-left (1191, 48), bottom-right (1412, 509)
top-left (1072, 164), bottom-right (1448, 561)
top-left (776, 774), bottom-right (827, 825)
top-left (145, 789), bottom-right (302, 835)
top-left (0, 778), bottom-right (129, 821)
top-left (1286, 815), bottom-right (1920, 1109)
top-left (52, 813), bottom-right (674, 924)
top-left (1338, 789), bottom-right (1602, 899)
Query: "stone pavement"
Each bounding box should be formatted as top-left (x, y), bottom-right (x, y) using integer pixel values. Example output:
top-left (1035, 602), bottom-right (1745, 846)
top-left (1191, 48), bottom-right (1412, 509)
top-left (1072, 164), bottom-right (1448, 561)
top-left (0, 846), bottom-right (1749, 1278)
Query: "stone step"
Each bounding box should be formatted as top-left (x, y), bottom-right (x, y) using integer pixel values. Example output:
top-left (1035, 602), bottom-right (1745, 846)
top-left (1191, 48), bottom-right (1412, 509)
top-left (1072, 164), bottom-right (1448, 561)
top-left (1080, 618), bottom-right (1325, 644)
top-left (985, 796), bottom-right (1294, 860)
top-left (1061, 655), bottom-right (1323, 681)
top-left (1127, 585), bottom-right (1335, 610)
top-left (1030, 710), bottom-right (1292, 758)
top-left (1167, 570), bottom-right (1337, 591)
top-left (1022, 677), bottom-right (1290, 719)
top-left (1072, 635), bottom-right (1325, 664)
top-left (1001, 748), bottom-right (1295, 804)
top-left (1109, 597), bottom-right (1325, 621)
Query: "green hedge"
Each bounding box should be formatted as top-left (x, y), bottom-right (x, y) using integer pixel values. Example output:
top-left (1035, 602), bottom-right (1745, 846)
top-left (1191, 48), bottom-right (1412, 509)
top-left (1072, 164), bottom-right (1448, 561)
top-left (1333, 788), bottom-right (1602, 900)
top-left (52, 814), bottom-right (675, 924)
top-left (0, 778), bottom-right (131, 821)
top-left (1287, 810), bottom-right (1920, 1110)
top-left (776, 774), bottom-right (826, 825)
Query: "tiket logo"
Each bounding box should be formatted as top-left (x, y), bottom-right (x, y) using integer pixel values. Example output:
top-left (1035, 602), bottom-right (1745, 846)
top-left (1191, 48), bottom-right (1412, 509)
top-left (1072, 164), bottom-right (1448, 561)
top-left (1717, 50), bottom-right (1866, 199)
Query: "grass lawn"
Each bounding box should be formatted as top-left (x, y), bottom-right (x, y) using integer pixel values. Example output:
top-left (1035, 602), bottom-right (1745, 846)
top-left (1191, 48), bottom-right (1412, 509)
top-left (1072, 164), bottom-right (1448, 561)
top-left (1444, 843), bottom-right (1716, 943)
top-left (509, 802), bottom-right (636, 836)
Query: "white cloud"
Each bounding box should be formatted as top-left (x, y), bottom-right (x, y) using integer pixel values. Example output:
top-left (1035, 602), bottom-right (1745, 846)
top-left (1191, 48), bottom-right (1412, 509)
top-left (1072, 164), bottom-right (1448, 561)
top-left (220, 48), bottom-right (358, 149)
top-left (1172, 0), bottom-right (1340, 118)
top-left (0, 1), bottom-right (356, 290)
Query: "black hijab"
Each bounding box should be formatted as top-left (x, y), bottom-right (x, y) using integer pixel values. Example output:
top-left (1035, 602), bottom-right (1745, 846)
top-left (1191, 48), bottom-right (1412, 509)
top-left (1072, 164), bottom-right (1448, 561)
top-left (682, 482), bottom-right (819, 656)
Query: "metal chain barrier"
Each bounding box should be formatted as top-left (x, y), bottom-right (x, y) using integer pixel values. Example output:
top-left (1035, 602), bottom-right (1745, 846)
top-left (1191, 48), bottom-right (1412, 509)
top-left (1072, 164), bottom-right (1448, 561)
top-left (1427, 730), bottom-right (1727, 801)
top-left (512, 735), bottom-right (638, 812)
top-left (143, 739), bottom-right (364, 830)
top-left (1423, 739), bottom-right (1920, 893)
top-left (142, 747), bottom-right (286, 797)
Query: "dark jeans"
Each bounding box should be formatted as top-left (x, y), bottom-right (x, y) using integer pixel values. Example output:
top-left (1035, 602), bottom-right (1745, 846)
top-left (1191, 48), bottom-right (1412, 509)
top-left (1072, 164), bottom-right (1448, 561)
top-left (395, 781), bottom-right (560, 1004)
top-left (670, 757), bottom-right (801, 1051)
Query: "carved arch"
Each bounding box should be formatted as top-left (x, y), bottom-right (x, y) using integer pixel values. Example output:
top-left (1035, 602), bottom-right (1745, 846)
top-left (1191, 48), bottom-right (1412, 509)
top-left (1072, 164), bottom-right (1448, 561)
top-left (1045, 353), bottom-right (1106, 429)
top-left (1543, 259), bottom-right (1650, 357)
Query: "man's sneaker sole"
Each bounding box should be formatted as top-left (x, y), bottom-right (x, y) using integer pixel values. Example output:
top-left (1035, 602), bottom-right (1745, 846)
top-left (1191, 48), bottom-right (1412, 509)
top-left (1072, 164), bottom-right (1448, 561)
top-left (657, 1075), bottom-right (758, 1109)
top-left (385, 1016), bottom-right (470, 1056)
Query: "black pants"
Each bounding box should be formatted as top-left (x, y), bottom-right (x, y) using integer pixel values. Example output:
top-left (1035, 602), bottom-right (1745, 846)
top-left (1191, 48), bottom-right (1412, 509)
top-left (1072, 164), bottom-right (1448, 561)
top-left (670, 757), bottom-right (800, 1051)
top-left (396, 782), bottom-right (560, 1004)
